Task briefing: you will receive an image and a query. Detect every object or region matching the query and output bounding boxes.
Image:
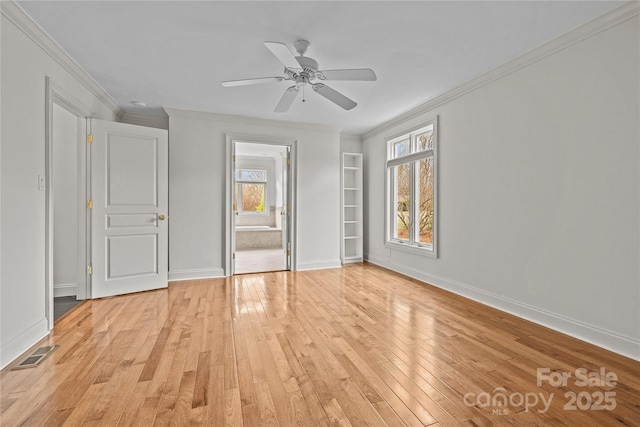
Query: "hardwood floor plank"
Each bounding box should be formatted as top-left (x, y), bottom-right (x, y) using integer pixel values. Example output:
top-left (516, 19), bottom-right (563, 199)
top-left (224, 388), bottom-right (244, 427)
top-left (169, 370), bottom-right (196, 426)
top-left (59, 383), bottom-right (106, 426)
top-left (192, 351), bottom-right (210, 409)
top-left (256, 339), bottom-right (294, 425)
top-left (1, 263), bottom-right (638, 426)
top-left (296, 375), bottom-right (333, 427)
top-left (321, 397), bottom-right (354, 427)
top-left (254, 380), bottom-right (280, 427)
top-left (88, 362), bottom-right (145, 424)
top-left (138, 327), bottom-right (171, 382)
top-left (204, 364), bottom-right (225, 427)
top-left (116, 380), bottom-right (151, 427)
top-left (236, 358), bottom-right (257, 408)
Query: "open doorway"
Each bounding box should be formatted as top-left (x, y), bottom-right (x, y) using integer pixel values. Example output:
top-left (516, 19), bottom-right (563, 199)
top-left (51, 103), bottom-right (83, 320)
top-left (47, 101), bottom-right (90, 325)
top-left (232, 142), bottom-right (291, 274)
top-left (45, 78), bottom-right (93, 329)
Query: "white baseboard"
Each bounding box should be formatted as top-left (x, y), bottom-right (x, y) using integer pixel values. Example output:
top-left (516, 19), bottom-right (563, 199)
top-left (365, 254), bottom-right (640, 361)
top-left (0, 317), bottom-right (49, 370)
top-left (296, 259), bottom-right (342, 271)
top-left (54, 282), bottom-right (77, 297)
top-left (168, 268), bottom-right (225, 281)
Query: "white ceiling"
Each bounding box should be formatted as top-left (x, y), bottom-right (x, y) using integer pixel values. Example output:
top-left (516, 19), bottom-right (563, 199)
top-left (18, 1), bottom-right (622, 135)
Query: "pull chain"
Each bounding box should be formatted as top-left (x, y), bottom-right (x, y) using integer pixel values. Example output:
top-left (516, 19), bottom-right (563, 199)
top-left (302, 84), bottom-right (306, 103)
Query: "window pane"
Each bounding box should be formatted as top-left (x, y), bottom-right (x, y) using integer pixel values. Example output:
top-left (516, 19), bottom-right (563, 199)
top-left (241, 183), bottom-right (265, 212)
top-left (237, 169), bottom-right (267, 181)
top-left (417, 157), bottom-right (434, 245)
top-left (392, 138), bottom-right (410, 159)
top-left (415, 128), bottom-right (434, 152)
top-left (393, 163), bottom-right (410, 240)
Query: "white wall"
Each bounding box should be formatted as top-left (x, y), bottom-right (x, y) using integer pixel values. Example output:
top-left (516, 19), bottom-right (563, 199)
top-left (1, 3), bottom-right (119, 368)
top-left (363, 13), bottom-right (639, 359)
top-left (52, 104), bottom-right (79, 297)
top-left (341, 134), bottom-right (362, 154)
top-left (166, 109), bottom-right (342, 280)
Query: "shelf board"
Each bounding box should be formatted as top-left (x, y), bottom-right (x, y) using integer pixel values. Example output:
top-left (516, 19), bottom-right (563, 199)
top-left (344, 187), bottom-right (359, 191)
top-left (344, 221), bottom-right (358, 224)
top-left (343, 166), bottom-right (361, 170)
top-left (344, 236), bottom-right (359, 240)
top-left (344, 205), bottom-right (359, 208)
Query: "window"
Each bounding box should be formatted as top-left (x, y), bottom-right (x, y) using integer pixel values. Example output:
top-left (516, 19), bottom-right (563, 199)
top-left (235, 168), bottom-right (267, 214)
top-left (386, 119), bottom-right (437, 256)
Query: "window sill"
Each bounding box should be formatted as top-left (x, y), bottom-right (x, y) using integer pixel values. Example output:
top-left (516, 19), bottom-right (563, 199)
top-left (385, 240), bottom-right (436, 258)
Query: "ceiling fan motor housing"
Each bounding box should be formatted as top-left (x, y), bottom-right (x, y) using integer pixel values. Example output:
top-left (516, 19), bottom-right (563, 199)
top-left (296, 56), bottom-right (319, 72)
top-left (285, 55), bottom-right (320, 82)
top-left (295, 56), bottom-right (320, 79)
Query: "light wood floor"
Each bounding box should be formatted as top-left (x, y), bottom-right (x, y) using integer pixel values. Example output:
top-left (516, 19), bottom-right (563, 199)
top-left (1, 263), bottom-right (639, 426)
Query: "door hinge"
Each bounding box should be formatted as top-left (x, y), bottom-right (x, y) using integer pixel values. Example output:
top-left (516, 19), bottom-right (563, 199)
top-left (87, 265), bottom-right (93, 275)
top-left (232, 155), bottom-right (235, 162)
top-left (86, 134), bottom-right (93, 144)
top-left (232, 253), bottom-right (236, 260)
top-left (287, 159), bottom-right (291, 165)
top-left (87, 200), bottom-right (93, 209)
top-left (287, 250), bottom-right (290, 256)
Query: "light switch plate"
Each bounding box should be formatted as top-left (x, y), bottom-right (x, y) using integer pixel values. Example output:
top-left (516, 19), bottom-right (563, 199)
top-left (38, 175), bottom-right (46, 191)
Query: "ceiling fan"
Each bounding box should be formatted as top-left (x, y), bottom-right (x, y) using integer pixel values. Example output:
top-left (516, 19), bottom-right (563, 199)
top-left (221, 40), bottom-right (377, 112)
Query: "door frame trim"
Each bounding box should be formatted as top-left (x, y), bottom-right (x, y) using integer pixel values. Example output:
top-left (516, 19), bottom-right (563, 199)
top-left (44, 76), bottom-right (95, 329)
top-left (224, 134), bottom-right (297, 276)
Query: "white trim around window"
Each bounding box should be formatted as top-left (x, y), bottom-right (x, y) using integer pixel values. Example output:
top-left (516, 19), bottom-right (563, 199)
top-left (384, 117), bottom-right (438, 258)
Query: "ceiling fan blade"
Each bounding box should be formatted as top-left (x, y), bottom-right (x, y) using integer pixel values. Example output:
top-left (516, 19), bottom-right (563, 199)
top-left (264, 41), bottom-right (301, 71)
top-left (221, 77), bottom-right (284, 87)
top-left (274, 85), bottom-right (299, 113)
top-left (312, 83), bottom-right (357, 110)
top-left (320, 69), bottom-right (377, 81)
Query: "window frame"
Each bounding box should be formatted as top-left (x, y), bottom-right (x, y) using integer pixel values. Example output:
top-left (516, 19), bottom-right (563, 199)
top-left (235, 168), bottom-right (269, 215)
top-left (384, 118), bottom-right (438, 257)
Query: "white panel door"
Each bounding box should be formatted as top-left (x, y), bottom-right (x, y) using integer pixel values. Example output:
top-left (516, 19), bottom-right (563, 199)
top-left (90, 119), bottom-right (168, 298)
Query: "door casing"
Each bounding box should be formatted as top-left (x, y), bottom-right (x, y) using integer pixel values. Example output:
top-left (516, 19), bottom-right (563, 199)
top-left (45, 77), bottom-right (94, 330)
top-left (225, 134), bottom-right (297, 275)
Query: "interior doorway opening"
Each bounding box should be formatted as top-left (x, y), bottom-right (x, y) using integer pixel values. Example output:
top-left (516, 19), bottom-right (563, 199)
top-left (45, 77), bottom-right (93, 328)
top-left (232, 142), bottom-right (292, 274)
top-left (51, 103), bottom-right (84, 320)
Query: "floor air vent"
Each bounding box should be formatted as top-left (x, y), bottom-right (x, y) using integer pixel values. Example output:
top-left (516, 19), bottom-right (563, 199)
top-left (11, 345), bottom-right (57, 370)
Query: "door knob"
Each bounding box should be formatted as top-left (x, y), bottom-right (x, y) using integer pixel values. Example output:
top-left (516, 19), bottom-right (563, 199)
top-left (158, 214), bottom-right (166, 221)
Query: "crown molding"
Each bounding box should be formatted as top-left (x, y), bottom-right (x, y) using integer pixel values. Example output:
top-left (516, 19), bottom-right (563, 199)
top-left (120, 112), bottom-right (169, 130)
top-left (1, 1), bottom-right (124, 118)
top-left (163, 107), bottom-right (343, 134)
top-left (363, 1), bottom-right (640, 140)
top-left (340, 134), bottom-right (363, 143)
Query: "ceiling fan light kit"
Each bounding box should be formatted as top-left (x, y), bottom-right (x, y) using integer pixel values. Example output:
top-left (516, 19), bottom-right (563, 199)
top-left (221, 39), bottom-right (377, 112)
